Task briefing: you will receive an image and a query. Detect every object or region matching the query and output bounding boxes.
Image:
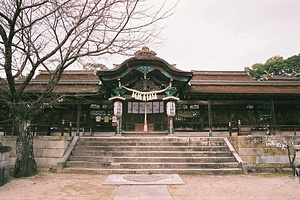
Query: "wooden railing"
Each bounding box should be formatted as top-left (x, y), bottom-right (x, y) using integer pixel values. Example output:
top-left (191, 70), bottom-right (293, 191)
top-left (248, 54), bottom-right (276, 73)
top-left (237, 124), bottom-right (300, 136)
top-left (0, 124), bottom-right (93, 136)
top-left (1, 123), bottom-right (300, 136)
top-left (124, 122), bottom-right (167, 132)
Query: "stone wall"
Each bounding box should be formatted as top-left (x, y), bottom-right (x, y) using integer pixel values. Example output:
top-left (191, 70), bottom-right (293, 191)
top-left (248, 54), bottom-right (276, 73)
top-left (0, 136), bottom-right (72, 169)
top-left (0, 144), bottom-right (11, 186)
top-left (229, 136), bottom-right (300, 172)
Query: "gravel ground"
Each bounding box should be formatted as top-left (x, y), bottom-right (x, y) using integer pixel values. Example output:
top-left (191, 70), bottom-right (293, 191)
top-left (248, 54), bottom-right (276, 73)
top-left (0, 172), bottom-right (299, 200)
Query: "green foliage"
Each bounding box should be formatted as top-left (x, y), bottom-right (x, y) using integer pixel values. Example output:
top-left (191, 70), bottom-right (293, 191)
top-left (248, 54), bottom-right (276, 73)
top-left (245, 54), bottom-right (300, 80)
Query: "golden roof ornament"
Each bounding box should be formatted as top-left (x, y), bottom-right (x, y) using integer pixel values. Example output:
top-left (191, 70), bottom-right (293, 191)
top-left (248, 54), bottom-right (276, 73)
top-left (134, 46), bottom-right (157, 58)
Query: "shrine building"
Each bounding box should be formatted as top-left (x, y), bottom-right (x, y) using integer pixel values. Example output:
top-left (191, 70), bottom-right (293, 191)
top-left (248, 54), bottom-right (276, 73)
top-left (1, 47), bottom-right (300, 136)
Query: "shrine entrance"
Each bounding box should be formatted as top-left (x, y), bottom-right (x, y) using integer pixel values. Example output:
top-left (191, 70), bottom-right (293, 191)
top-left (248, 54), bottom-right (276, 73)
top-left (97, 47), bottom-right (193, 134)
top-left (123, 101), bottom-right (167, 132)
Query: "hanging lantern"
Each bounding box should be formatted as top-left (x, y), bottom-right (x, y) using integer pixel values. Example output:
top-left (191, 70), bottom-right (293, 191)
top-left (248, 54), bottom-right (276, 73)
top-left (114, 101), bottom-right (123, 118)
top-left (166, 101), bottom-right (176, 117)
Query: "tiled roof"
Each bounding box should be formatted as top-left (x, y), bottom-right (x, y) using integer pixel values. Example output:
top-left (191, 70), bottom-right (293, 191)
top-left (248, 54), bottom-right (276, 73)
top-left (185, 85), bottom-right (300, 94)
top-left (27, 70), bottom-right (101, 93)
top-left (33, 70), bottom-right (99, 81)
top-left (0, 70), bottom-right (102, 94)
top-left (191, 71), bottom-right (252, 81)
top-left (1, 70), bottom-right (300, 96)
top-left (187, 71), bottom-right (300, 95)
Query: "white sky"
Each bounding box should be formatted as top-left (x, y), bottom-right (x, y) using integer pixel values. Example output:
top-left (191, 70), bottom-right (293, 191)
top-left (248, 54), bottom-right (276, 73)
top-left (1, 0), bottom-right (300, 77)
top-left (103, 0), bottom-right (300, 71)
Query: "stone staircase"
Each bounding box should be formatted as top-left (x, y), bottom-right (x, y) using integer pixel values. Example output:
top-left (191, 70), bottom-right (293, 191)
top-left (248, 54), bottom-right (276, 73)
top-left (61, 136), bottom-right (243, 175)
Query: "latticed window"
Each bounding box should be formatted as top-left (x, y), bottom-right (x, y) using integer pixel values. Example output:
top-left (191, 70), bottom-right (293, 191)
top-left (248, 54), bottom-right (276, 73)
top-left (174, 104), bottom-right (207, 131)
top-left (215, 104), bottom-right (272, 126)
top-left (175, 104), bottom-right (200, 122)
top-left (90, 104), bottom-right (113, 121)
top-left (275, 104), bottom-right (300, 125)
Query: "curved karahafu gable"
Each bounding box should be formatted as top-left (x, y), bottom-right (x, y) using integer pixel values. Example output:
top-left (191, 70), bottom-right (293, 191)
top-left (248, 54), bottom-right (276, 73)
top-left (97, 47), bottom-right (193, 96)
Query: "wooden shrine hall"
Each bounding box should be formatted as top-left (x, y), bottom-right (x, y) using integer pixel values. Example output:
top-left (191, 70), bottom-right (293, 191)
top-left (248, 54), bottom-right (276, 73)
top-left (1, 47), bottom-right (300, 136)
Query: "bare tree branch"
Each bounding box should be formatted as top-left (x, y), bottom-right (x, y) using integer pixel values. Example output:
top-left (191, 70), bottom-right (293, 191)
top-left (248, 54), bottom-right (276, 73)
top-left (0, 0), bottom-right (175, 178)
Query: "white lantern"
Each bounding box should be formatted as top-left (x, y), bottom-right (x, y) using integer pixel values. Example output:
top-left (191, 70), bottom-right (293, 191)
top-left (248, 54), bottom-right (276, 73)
top-left (166, 101), bottom-right (176, 117)
top-left (114, 101), bottom-right (122, 118)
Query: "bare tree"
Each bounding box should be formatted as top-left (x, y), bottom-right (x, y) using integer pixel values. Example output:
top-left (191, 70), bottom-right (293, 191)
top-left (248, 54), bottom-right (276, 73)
top-left (0, 0), bottom-right (174, 177)
top-left (83, 63), bottom-right (108, 71)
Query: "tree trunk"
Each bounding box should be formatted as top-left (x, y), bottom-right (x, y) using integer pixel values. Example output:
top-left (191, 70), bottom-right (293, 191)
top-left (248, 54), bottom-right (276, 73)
top-left (287, 146), bottom-right (297, 176)
top-left (13, 120), bottom-right (38, 178)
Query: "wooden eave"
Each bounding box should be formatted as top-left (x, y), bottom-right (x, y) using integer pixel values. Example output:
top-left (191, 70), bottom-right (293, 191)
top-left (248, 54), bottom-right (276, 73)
top-left (0, 70), bottom-right (103, 95)
top-left (185, 84), bottom-right (300, 94)
top-left (182, 70), bottom-right (300, 101)
top-left (26, 70), bottom-right (102, 94)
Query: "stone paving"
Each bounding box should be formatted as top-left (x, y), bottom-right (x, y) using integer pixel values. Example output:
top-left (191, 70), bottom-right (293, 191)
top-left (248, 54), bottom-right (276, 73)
top-left (0, 172), bottom-right (299, 200)
top-left (115, 185), bottom-right (172, 200)
top-left (105, 174), bottom-right (184, 200)
top-left (103, 174), bottom-right (185, 185)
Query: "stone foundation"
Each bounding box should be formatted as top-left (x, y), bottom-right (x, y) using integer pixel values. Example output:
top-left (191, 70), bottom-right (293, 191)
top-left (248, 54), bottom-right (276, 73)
top-left (0, 143), bottom-right (12, 186)
top-left (0, 136), bottom-right (72, 169)
top-left (229, 136), bottom-right (300, 172)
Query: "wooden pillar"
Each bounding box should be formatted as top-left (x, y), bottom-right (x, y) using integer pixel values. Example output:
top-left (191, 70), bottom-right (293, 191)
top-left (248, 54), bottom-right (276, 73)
top-left (76, 104), bottom-right (81, 135)
top-left (144, 101), bottom-right (148, 132)
top-left (229, 121), bottom-right (232, 136)
top-left (238, 119), bottom-right (241, 136)
top-left (270, 100), bottom-right (276, 126)
top-left (208, 100), bottom-right (213, 136)
top-left (61, 119), bottom-right (65, 136)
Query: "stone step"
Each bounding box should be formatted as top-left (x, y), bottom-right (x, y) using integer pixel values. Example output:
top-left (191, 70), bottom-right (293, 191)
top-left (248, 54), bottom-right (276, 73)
top-left (62, 167), bottom-right (243, 175)
top-left (77, 138), bottom-right (227, 147)
top-left (62, 136), bottom-right (242, 175)
top-left (77, 141), bottom-right (226, 146)
top-left (70, 150), bottom-right (234, 157)
top-left (79, 137), bottom-right (225, 142)
top-left (73, 145), bottom-right (230, 152)
top-left (68, 156), bottom-right (237, 163)
top-left (66, 161), bottom-right (240, 169)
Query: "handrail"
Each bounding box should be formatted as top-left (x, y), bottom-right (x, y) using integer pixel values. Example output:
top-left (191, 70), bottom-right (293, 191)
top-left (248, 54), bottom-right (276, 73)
top-left (224, 137), bottom-right (247, 174)
top-left (57, 136), bottom-right (78, 173)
